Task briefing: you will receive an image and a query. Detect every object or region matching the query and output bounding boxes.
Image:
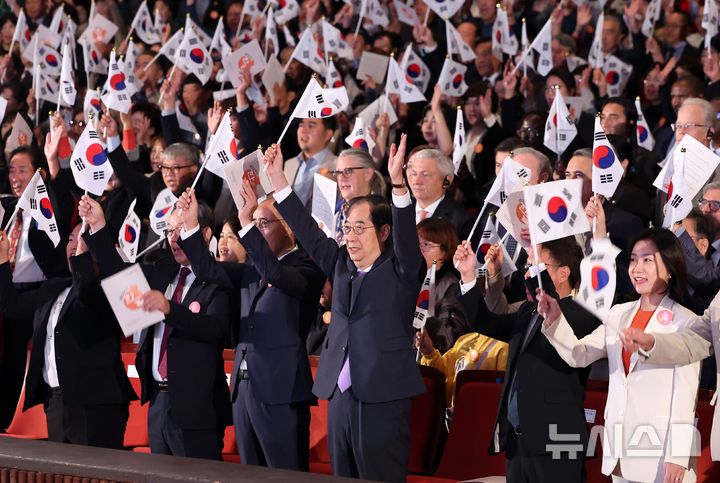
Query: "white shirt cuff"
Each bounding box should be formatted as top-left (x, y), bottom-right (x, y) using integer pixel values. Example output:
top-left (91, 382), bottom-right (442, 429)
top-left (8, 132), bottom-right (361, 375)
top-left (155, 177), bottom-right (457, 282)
top-left (239, 223), bottom-right (254, 237)
top-left (180, 224), bottom-right (200, 240)
top-left (638, 338), bottom-right (656, 359)
top-left (107, 136), bottom-right (121, 153)
top-left (392, 191), bottom-right (412, 208)
top-left (460, 279), bottom-right (476, 294)
top-left (483, 113), bottom-right (496, 128)
top-left (161, 109), bottom-right (174, 116)
top-left (236, 104), bottom-right (249, 113)
top-left (274, 185), bottom-right (293, 203)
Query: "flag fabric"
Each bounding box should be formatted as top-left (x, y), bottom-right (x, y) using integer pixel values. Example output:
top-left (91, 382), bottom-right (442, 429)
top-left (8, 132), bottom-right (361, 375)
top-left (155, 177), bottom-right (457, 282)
top-left (59, 41), bottom-right (76, 106)
top-left (514, 19), bottom-right (534, 73)
top-left (365, 0), bottom-right (389, 27)
top-left (6, 114), bottom-right (33, 153)
top-left (22, 28), bottom-right (61, 63)
top-left (635, 97), bottom-right (655, 151)
top-left (475, 217), bottom-right (517, 279)
top-left (438, 56), bottom-right (468, 97)
top-left (265, 8), bottom-right (279, 57)
top-left (446, 19), bottom-right (476, 62)
top-left (290, 77), bottom-right (349, 119)
top-left (275, 0), bottom-right (301, 24)
top-left (35, 66), bottom-right (60, 103)
top-left (158, 28), bottom-right (184, 62)
top-left (485, 155), bottom-right (532, 207)
top-left (394, 0), bottom-right (419, 27)
top-left (704, 0), bottom-right (719, 51)
top-left (425, 0), bottom-right (463, 18)
top-left (36, 43), bottom-right (62, 77)
top-left (204, 112), bottom-right (242, 178)
top-left (60, 18), bottom-right (77, 68)
top-left (282, 23), bottom-right (296, 47)
top-left (412, 261), bottom-right (436, 329)
top-left (662, 148), bottom-right (693, 227)
top-left (345, 117), bottom-right (375, 152)
top-left (588, 13), bottom-right (604, 69)
top-left (69, 121), bottom-right (113, 195)
top-left (49, 4), bottom-right (65, 35)
top-left (183, 16), bottom-right (212, 48)
top-left (322, 19), bottom-right (353, 60)
top-left (576, 237), bottom-right (621, 320)
top-left (591, 116), bottom-right (624, 198)
top-left (154, 7), bottom-right (167, 36)
top-left (289, 27), bottom-right (326, 75)
top-left (149, 187), bottom-right (178, 235)
top-left (641, 0), bottom-right (661, 38)
top-left (602, 55), bottom-right (632, 97)
top-left (131, 1), bottom-right (162, 45)
top-left (241, 0), bottom-right (266, 20)
top-left (84, 88), bottom-right (102, 124)
top-left (400, 44), bottom-right (431, 93)
top-left (531, 18), bottom-right (552, 76)
top-left (176, 27), bottom-right (213, 84)
top-left (82, 12), bottom-right (118, 45)
top-left (452, 107), bottom-right (465, 174)
top-left (16, 171), bottom-right (60, 247)
top-left (175, 100), bottom-right (199, 134)
top-left (523, 179), bottom-right (590, 245)
top-left (543, 88), bottom-right (577, 156)
top-left (100, 50), bottom-right (132, 113)
top-left (82, 35), bottom-right (108, 74)
top-left (12, 9), bottom-right (32, 53)
top-left (122, 41), bottom-right (143, 95)
top-left (386, 56), bottom-right (425, 102)
top-left (491, 5), bottom-right (518, 60)
top-left (211, 16), bottom-right (232, 56)
top-left (566, 54), bottom-right (587, 72)
top-left (118, 198), bottom-right (141, 262)
top-left (325, 59), bottom-right (343, 88)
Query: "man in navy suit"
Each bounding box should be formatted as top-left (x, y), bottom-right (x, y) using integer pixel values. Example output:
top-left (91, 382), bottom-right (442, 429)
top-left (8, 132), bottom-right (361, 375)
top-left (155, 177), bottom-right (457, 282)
top-left (174, 185), bottom-right (325, 470)
top-left (262, 134), bottom-right (426, 482)
top-left (79, 197), bottom-right (232, 460)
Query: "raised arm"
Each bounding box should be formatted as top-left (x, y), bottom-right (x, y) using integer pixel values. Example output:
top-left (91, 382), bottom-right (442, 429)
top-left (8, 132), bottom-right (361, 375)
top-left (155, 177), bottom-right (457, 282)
top-left (78, 195), bottom-right (129, 277)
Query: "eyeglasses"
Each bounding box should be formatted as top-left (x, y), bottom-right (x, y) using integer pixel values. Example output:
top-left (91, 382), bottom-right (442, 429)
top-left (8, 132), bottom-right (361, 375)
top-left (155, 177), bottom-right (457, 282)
top-left (160, 164), bottom-right (195, 174)
top-left (699, 198), bottom-right (720, 212)
top-left (419, 241), bottom-right (443, 251)
top-left (671, 122), bottom-right (709, 132)
top-left (330, 167), bottom-right (366, 179)
top-left (342, 223), bottom-right (375, 235)
top-left (166, 228), bottom-right (181, 238)
top-left (252, 218), bottom-right (283, 229)
top-left (516, 127), bottom-right (539, 138)
top-left (544, 84), bottom-right (560, 93)
top-left (69, 119), bottom-right (86, 128)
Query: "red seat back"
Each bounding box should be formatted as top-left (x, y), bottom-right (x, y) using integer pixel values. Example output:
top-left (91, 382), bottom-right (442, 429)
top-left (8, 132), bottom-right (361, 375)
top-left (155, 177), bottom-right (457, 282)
top-left (583, 383), bottom-right (611, 483)
top-left (407, 365), bottom-right (446, 475)
top-left (696, 389), bottom-right (720, 482)
top-left (308, 356), bottom-right (330, 463)
top-left (122, 351), bottom-right (148, 448)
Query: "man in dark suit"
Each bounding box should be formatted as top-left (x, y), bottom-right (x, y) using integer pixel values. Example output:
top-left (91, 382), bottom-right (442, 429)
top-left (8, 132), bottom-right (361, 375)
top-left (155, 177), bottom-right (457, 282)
top-left (0, 145), bottom-right (72, 430)
top-left (0, 222), bottom-right (136, 447)
top-left (406, 148), bottom-right (473, 240)
top-left (263, 135), bottom-right (426, 482)
top-left (79, 197), bottom-right (232, 460)
top-left (174, 186), bottom-right (325, 470)
top-left (454, 236), bottom-right (601, 481)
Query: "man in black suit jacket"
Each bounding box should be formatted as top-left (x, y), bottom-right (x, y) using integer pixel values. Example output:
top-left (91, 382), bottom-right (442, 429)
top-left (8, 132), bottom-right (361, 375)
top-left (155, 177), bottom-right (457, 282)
top-left (454, 236), bottom-right (601, 481)
top-left (0, 145), bottom-right (73, 430)
top-left (174, 187), bottom-right (325, 470)
top-left (263, 135), bottom-right (426, 482)
top-left (0, 223), bottom-right (136, 448)
top-left (79, 197), bottom-right (231, 460)
top-left (406, 148), bottom-right (473, 240)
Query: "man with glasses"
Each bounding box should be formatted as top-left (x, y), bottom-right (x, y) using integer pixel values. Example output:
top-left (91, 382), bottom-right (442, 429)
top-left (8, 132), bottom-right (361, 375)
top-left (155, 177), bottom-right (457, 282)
top-left (175, 186), bottom-right (325, 471)
top-left (406, 148), bottom-right (473, 240)
top-left (263, 135), bottom-right (426, 482)
top-left (654, 76), bottom-right (705, 159)
top-left (78, 196), bottom-right (232, 460)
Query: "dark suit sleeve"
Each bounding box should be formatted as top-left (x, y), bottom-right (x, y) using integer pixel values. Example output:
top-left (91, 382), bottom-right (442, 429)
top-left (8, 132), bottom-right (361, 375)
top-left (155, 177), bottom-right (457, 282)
top-left (165, 286), bottom-right (230, 342)
top-left (392, 202), bottom-right (424, 283)
top-left (82, 226), bottom-right (130, 277)
top-left (677, 229), bottom-right (720, 296)
top-left (0, 261), bottom-right (38, 319)
top-left (107, 147), bottom-right (152, 215)
top-left (177, 230), bottom-right (249, 290)
top-left (274, 191), bottom-right (340, 281)
top-left (459, 283), bottom-right (517, 343)
top-left (240, 225), bottom-right (319, 299)
top-left (70, 252), bottom-right (110, 310)
top-left (160, 113), bottom-right (185, 146)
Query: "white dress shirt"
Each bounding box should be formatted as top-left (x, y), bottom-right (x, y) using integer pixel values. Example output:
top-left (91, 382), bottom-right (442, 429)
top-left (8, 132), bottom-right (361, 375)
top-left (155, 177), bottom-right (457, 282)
top-left (43, 286), bottom-right (71, 388)
top-left (415, 196), bottom-right (444, 224)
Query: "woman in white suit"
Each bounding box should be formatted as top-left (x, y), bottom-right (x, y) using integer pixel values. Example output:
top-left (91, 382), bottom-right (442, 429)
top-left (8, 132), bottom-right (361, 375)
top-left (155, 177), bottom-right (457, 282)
top-left (537, 228), bottom-right (701, 483)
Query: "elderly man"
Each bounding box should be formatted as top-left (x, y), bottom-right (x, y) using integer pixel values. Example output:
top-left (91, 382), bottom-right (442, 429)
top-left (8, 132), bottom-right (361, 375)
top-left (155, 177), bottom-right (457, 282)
top-left (655, 78), bottom-right (706, 159)
top-left (406, 148), bottom-right (473, 240)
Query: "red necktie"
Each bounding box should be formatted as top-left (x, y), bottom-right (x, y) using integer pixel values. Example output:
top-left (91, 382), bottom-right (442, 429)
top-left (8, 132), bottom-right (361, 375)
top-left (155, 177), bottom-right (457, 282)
top-left (158, 267), bottom-right (191, 380)
top-left (8, 209), bottom-right (23, 272)
top-left (418, 210), bottom-right (429, 222)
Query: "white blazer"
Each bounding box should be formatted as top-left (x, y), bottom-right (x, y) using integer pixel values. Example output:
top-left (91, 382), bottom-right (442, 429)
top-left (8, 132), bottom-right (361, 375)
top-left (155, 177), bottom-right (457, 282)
top-left (542, 295), bottom-right (701, 483)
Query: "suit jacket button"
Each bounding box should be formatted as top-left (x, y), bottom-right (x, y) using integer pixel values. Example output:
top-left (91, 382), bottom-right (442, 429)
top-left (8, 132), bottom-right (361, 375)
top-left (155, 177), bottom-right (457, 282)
top-left (342, 346), bottom-right (346, 352)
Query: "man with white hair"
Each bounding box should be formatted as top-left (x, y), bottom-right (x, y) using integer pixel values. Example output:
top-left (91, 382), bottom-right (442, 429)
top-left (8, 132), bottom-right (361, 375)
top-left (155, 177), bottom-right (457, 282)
top-left (406, 148), bottom-right (473, 240)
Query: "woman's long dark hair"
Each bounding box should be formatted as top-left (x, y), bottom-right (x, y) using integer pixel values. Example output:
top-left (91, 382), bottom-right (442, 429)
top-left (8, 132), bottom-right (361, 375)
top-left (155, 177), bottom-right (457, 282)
top-left (628, 228), bottom-right (687, 302)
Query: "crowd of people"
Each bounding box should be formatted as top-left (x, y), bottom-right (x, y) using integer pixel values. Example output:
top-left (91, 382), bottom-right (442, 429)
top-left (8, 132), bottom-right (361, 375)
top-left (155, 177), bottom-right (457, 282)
top-left (3, 0), bottom-right (720, 481)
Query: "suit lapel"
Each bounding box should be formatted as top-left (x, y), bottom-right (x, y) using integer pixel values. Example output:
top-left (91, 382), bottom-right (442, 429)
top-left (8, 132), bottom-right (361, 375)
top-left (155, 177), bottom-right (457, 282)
top-left (181, 278), bottom-right (204, 307)
top-left (348, 268), bottom-right (365, 315)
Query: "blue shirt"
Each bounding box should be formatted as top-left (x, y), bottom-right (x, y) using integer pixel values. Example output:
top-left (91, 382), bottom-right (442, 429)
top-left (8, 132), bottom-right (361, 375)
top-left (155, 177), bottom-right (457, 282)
top-left (294, 148), bottom-right (330, 204)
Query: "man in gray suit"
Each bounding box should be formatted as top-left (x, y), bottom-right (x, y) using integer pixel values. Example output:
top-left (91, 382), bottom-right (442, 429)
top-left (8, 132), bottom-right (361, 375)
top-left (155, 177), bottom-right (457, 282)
top-left (284, 117), bottom-right (338, 206)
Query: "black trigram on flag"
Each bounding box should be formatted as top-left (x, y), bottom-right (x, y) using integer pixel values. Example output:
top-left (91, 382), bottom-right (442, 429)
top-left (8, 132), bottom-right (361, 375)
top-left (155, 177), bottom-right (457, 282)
top-left (111, 63), bottom-right (118, 69)
top-left (189, 38), bottom-right (198, 45)
top-left (594, 132), bottom-right (605, 141)
top-left (534, 193), bottom-right (543, 207)
top-left (156, 220), bottom-right (167, 230)
top-left (517, 168), bottom-right (528, 178)
top-left (562, 188), bottom-right (572, 201)
top-left (482, 230), bottom-right (491, 238)
top-left (568, 212), bottom-right (577, 226)
top-left (559, 134), bottom-right (567, 141)
top-left (89, 131), bottom-right (99, 139)
top-left (30, 199), bottom-right (37, 210)
top-left (595, 298), bottom-right (605, 309)
top-left (48, 222), bottom-right (57, 232)
top-left (37, 184), bottom-right (46, 194)
top-left (73, 158), bottom-right (86, 171)
top-left (538, 219), bottom-right (550, 233)
top-left (600, 174), bottom-right (613, 184)
top-left (413, 310), bottom-right (425, 322)
top-left (307, 110), bottom-right (317, 118)
top-left (93, 171), bottom-right (105, 180)
top-left (669, 194), bottom-right (684, 208)
top-left (218, 151), bottom-right (230, 165)
top-left (118, 94), bottom-right (128, 101)
top-left (315, 94), bottom-right (324, 103)
top-left (64, 86), bottom-right (73, 94)
top-left (500, 191), bottom-right (507, 204)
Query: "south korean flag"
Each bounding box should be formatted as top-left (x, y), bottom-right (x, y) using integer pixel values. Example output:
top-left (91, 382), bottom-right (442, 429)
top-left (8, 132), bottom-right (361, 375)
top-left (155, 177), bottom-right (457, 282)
top-left (118, 198), bottom-right (141, 263)
top-left (475, 217), bottom-right (516, 279)
top-left (591, 115), bottom-right (623, 198)
top-left (524, 179), bottom-right (590, 245)
top-left (204, 112), bottom-right (242, 178)
top-left (412, 261), bottom-right (436, 329)
top-left (69, 121), bottom-right (113, 196)
top-left (149, 188), bottom-right (178, 236)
